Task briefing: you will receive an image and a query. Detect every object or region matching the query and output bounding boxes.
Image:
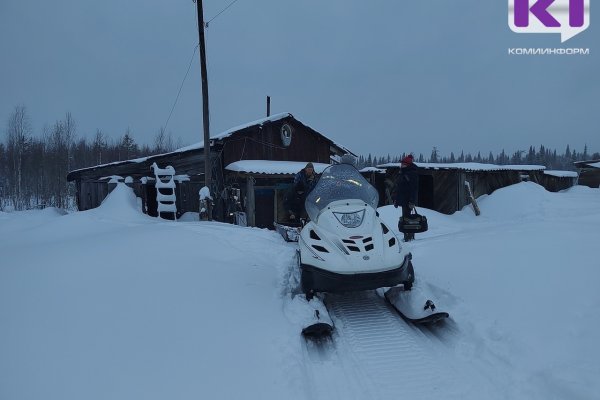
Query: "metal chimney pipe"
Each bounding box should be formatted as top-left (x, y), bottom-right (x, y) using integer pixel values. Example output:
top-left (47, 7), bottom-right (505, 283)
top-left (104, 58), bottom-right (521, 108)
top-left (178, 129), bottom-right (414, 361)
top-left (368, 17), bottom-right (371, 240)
top-left (267, 96), bottom-right (271, 117)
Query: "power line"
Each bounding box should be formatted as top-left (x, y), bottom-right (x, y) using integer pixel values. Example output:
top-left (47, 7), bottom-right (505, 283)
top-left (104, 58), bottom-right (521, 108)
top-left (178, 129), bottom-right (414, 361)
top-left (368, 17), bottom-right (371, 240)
top-left (205, 0), bottom-right (241, 27)
top-left (164, 44), bottom-right (199, 132)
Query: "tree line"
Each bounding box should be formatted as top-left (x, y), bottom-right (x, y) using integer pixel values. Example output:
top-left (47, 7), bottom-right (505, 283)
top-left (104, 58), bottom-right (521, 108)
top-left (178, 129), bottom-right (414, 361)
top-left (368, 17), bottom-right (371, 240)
top-left (0, 105), bottom-right (180, 211)
top-left (1, 105), bottom-right (598, 211)
top-left (356, 145), bottom-right (599, 171)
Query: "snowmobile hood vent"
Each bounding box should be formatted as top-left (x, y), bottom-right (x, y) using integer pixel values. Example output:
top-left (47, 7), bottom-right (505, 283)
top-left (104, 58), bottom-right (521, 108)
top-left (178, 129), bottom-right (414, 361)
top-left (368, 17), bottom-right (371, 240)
top-left (312, 245), bottom-right (329, 253)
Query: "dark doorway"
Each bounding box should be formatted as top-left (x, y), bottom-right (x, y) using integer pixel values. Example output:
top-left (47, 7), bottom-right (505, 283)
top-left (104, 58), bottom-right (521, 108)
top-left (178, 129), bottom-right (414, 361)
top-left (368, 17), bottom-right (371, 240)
top-left (254, 188), bottom-right (275, 229)
top-left (418, 174), bottom-right (434, 210)
top-left (145, 185), bottom-right (158, 217)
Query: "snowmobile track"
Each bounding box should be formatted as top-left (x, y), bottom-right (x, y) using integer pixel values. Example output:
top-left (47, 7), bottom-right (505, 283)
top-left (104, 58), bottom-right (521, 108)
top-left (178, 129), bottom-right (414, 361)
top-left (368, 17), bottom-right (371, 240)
top-left (323, 290), bottom-right (462, 400)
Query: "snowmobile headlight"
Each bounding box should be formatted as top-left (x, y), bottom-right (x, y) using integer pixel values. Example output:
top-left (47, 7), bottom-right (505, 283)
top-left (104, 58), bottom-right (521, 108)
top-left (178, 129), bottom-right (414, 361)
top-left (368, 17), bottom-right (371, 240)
top-left (333, 210), bottom-right (365, 228)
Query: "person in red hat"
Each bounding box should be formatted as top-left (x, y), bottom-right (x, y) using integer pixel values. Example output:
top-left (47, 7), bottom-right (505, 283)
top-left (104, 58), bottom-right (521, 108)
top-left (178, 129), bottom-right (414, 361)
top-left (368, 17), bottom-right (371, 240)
top-left (394, 154), bottom-right (419, 241)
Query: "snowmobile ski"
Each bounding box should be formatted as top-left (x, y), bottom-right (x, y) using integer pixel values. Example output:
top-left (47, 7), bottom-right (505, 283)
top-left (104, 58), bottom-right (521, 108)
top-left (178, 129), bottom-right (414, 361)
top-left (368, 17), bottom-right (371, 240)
top-left (302, 319), bottom-right (333, 338)
top-left (288, 293), bottom-right (334, 338)
top-left (383, 285), bottom-right (449, 324)
top-left (302, 300), bottom-right (334, 338)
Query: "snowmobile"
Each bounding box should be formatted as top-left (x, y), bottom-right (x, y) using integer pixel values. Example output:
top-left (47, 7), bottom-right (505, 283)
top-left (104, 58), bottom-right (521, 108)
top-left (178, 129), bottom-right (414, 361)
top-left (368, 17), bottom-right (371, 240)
top-left (295, 162), bottom-right (448, 337)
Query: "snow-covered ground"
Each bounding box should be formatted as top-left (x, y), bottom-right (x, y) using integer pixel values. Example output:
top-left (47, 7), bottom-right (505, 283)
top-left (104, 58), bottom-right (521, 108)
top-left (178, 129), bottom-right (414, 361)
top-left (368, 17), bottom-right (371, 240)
top-left (1, 182), bottom-right (599, 400)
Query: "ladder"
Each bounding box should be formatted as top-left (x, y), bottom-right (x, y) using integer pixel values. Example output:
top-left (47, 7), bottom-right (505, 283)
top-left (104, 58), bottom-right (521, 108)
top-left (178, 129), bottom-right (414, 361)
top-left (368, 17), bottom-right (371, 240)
top-left (151, 162), bottom-right (177, 220)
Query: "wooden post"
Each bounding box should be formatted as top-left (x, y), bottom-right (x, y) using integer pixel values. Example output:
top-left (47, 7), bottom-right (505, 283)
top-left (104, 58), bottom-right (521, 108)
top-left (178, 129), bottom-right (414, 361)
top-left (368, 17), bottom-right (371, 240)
top-left (246, 176), bottom-right (255, 226)
top-left (267, 96), bottom-right (271, 117)
top-left (195, 0), bottom-right (211, 220)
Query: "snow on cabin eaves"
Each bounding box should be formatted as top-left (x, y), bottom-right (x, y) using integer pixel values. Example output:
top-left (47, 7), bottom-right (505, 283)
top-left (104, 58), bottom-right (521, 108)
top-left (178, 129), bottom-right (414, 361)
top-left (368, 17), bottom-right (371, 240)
top-left (359, 167), bottom-right (386, 174)
top-left (543, 170), bottom-right (578, 178)
top-left (376, 162), bottom-right (546, 172)
top-left (226, 160), bottom-right (331, 175)
top-left (590, 162), bottom-right (600, 169)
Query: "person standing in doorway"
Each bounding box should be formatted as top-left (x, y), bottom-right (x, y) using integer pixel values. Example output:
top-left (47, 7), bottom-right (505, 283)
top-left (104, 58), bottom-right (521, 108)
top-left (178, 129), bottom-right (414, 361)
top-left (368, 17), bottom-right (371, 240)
top-left (286, 162), bottom-right (318, 221)
top-left (394, 154), bottom-right (419, 241)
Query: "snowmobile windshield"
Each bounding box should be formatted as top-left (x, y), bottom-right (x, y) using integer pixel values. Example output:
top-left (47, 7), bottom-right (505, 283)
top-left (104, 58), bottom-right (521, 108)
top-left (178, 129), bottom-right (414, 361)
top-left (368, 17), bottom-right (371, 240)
top-left (305, 164), bottom-right (379, 221)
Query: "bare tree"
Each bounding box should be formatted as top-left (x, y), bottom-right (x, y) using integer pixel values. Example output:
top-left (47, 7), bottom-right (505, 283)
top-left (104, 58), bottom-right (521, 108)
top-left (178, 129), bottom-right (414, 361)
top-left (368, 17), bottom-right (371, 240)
top-left (153, 126), bottom-right (175, 153)
top-left (6, 105), bottom-right (32, 208)
top-left (45, 113), bottom-right (76, 208)
top-left (92, 129), bottom-right (106, 165)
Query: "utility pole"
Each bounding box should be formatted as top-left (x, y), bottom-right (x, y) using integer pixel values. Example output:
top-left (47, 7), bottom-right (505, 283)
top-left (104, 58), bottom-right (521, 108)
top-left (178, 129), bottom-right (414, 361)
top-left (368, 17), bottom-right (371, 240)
top-left (195, 0), bottom-right (212, 219)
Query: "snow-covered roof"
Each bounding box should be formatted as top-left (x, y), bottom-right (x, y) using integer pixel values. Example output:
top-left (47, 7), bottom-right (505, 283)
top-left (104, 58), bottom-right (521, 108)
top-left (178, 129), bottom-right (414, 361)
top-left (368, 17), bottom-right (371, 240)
top-left (376, 162), bottom-right (546, 172)
top-left (543, 170), bottom-right (578, 178)
top-left (360, 167), bottom-right (386, 174)
top-left (175, 113), bottom-right (293, 152)
top-left (69, 113), bottom-right (354, 176)
top-left (225, 160), bottom-right (331, 175)
top-left (574, 159), bottom-right (600, 169)
top-left (175, 112), bottom-right (354, 156)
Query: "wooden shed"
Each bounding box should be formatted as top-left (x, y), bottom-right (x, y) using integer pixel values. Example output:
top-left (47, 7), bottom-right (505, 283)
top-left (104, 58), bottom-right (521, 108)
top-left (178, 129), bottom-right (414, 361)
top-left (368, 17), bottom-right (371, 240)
top-left (574, 160), bottom-right (600, 188)
top-left (531, 170), bottom-right (579, 192)
top-left (376, 162), bottom-right (548, 215)
top-left (67, 113), bottom-right (353, 226)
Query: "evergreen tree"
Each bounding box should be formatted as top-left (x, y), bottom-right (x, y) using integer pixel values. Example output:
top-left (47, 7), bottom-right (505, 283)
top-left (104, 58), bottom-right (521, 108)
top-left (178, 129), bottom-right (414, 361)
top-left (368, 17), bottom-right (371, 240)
top-left (429, 147), bottom-right (439, 163)
top-left (120, 129), bottom-right (138, 160)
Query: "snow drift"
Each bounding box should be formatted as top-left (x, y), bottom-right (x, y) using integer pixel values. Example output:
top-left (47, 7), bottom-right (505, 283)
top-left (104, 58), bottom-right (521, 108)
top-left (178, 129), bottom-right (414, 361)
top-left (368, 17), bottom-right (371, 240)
top-left (1, 182), bottom-right (599, 400)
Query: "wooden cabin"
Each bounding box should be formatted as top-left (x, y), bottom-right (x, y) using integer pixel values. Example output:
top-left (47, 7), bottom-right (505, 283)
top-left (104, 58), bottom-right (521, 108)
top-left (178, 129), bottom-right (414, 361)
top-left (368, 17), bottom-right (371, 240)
top-left (376, 162), bottom-right (552, 215)
top-left (67, 113), bottom-right (354, 227)
top-left (574, 160), bottom-right (600, 188)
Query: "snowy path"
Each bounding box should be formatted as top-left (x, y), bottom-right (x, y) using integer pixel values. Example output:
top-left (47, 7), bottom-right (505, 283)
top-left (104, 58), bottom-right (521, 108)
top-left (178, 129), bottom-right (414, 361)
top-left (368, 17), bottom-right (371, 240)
top-left (300, 290), bottom-right (513, 400)
top-left (330, 291), bottom-right (452, 399)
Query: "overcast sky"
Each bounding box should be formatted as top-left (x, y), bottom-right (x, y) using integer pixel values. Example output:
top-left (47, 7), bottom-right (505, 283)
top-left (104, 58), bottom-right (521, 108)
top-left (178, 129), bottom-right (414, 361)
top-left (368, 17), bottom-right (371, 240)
top-left (1, 0), bottom-right (598, 158)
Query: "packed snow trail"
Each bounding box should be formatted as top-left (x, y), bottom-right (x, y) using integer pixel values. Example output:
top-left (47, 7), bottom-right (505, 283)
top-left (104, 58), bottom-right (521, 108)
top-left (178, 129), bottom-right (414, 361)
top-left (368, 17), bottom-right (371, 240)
top-left (300, 289), bottom-right (520, 400)
top-left (327, 291), bottom-right (458, 399)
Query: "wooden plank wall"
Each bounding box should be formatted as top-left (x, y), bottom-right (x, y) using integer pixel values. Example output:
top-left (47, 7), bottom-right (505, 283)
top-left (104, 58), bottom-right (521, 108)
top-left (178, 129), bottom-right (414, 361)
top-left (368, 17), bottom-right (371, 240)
top-left (531, 172), bottom-right (577, 192)
top-left (471, 171), bottom-right (521, 198)
top-left (577, 169), bottom-right (600, 188)
top-left (431, 170), bottom-right (459, 215)
top-left (382, 168), bottom-right (525, 215)
top-left (222, 119), bottom-right (331, 166)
